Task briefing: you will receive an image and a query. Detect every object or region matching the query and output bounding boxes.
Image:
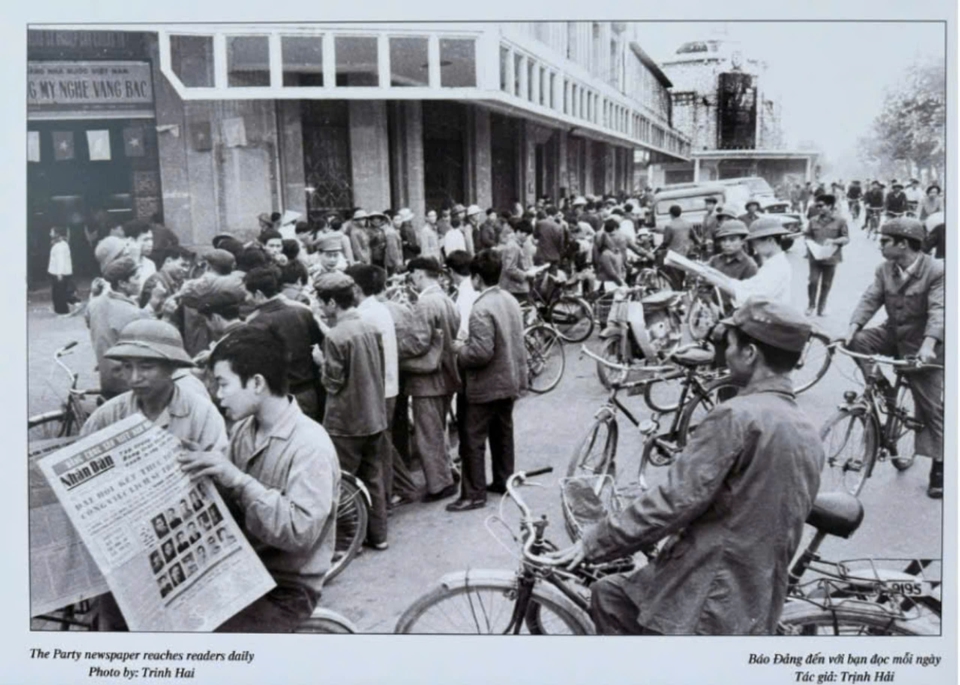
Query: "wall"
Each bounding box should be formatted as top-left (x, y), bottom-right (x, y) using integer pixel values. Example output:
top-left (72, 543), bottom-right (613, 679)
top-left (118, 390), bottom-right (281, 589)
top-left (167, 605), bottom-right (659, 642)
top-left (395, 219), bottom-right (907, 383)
top-left (349, 101), bottom-right (391, 212)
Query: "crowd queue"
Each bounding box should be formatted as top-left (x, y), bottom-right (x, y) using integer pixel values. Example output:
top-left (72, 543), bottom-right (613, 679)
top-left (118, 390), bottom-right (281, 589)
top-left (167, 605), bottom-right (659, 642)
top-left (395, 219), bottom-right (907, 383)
top-left (39, 178), bottom-right (944, 633)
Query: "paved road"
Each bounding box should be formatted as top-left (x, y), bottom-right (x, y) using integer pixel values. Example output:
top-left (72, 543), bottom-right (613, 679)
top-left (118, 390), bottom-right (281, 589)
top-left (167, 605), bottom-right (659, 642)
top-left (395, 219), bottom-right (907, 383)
top-left (26, 212), bottom-right (943, 633)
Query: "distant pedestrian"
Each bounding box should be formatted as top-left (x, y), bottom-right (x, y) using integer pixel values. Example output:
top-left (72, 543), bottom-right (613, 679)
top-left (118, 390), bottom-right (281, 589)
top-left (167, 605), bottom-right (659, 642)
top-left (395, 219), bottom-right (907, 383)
top-left (48, 226), bottom-right (78, 315)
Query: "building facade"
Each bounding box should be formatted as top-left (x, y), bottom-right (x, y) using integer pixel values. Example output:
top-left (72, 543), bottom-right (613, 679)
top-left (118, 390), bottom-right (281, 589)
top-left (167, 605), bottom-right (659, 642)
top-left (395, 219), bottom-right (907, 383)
top-left (27, 23), bottom-right (690, 279)
top-left (647, 38), bottom-right (814, 191)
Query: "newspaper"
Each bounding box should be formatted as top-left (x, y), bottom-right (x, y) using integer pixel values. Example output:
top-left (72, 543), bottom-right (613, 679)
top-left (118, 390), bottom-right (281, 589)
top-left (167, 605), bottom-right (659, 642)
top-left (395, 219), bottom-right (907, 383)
top-left (29, 436), bottom-right (109, 616)
top-left (663, 250), bottom-right (736, 295)
top-left (35, 414), bottom-right (276, 631)
top-left (805, 238), bottom-right (839, 261)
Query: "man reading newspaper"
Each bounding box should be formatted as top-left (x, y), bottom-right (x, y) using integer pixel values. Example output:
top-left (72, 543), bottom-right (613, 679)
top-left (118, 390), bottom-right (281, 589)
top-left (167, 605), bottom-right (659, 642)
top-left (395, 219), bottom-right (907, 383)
top-left (79, 319), bottom-right (228, 630)
top-left (179, 326), bottom-right (341, 631)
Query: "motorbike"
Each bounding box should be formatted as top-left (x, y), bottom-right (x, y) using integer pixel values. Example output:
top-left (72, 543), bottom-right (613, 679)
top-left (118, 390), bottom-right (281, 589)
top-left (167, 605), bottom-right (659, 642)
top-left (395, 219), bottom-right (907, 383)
top-left (595, 285), bottom-right (685, 389)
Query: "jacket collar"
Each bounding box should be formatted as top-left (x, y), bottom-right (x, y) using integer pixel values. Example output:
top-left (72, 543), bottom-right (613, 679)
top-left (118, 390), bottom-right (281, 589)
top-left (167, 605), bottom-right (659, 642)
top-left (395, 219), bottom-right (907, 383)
top-left (234, 397), bottom-right (302, 467)
top-left (738, 374), bottom-right (795, 400)
top-left (474, 285), bottom-right (501, 303)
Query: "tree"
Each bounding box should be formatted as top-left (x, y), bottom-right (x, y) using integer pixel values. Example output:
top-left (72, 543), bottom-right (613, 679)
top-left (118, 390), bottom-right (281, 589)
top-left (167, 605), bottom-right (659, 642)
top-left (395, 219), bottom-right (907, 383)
top-left (859, 57), bottom-right (945, 180)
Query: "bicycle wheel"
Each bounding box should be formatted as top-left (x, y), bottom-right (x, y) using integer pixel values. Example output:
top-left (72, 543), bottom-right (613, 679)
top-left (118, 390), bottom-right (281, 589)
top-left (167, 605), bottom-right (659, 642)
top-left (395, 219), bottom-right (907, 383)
top-left (547, 296), bottom-right (594, 343)
top-left (686, 293), bottom-right (721, 341)
top-left (294, 609), bottom-right (358, 634)
top-left (325, 475), bottom-right (369, 584)
top-left (819, 409), bottom-right (879, 496)
top-left (793, 332), bottom-right (833, 394)
top-left (889, 384), bottom-right (916, 472)
top-left (778, 601), bottom-right (939, 636)
top-left (676, 376), bottom-right (741, 448)
top-left (566, 414), bottom-right (618, 479)
top-left (28, 410), bottom-right (71, 442)
top-left (395, 578), bottom-right (592, 634)
top-left (596, 337), bottom-right (628, 389)
top-left (525, 325), bottom-right (565, 394)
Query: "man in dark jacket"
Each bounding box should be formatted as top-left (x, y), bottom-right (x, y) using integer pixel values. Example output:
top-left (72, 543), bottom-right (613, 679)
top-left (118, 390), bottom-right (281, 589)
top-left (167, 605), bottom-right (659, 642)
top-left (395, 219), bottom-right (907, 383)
top-left (448, 250), bottom-right (528, 511)
top-left (845, 218), bottom-right (945, 498)
top-left (533, 206), bottom-right (568, 269)
top-left (244, 266), bottom-right (325, 421)
top-left (548, 298), bottom-right (824, 634)
top-left (405, 257), bottom-right (462, 502)
top-left (885, 182), bottom-right (908, 216)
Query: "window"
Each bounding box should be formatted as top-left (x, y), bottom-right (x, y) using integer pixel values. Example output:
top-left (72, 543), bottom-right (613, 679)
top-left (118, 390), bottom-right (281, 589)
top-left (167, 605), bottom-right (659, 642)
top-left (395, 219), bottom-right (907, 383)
top-left (439, 38), bottom-right (476, 87)
top-left (282, 35), bottom-right (324, 87)
top-left (227, 36), bottom-right (270, 88)
top-left (170, 35), bottom-right (214, 88)
top-left (549, 73), bottom-right (556, 109)
top-left (335, 36), bottom-right (378, 87)
top-left (514, 53), bottom-right (523, 96)
top-left (527, 60), bottom-right (534, 101)
top-left (500, 46), bottom-right (510, 92)
top-left (539, 67), bottom-right (546, 105)
top-left (563, 80), bottom-right (569, 114)
top-left (389, 37), bottom-right (429, 87)
top-left (566, 22), bottom-right (577, 61)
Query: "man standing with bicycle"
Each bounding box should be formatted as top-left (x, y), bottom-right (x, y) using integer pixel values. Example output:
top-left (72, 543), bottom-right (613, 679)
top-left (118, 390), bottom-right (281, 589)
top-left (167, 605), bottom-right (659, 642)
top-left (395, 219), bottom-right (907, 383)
top-left (549, 298), bottom-right (824, 634)
top-left (844, 218), bottom-right (945, 498)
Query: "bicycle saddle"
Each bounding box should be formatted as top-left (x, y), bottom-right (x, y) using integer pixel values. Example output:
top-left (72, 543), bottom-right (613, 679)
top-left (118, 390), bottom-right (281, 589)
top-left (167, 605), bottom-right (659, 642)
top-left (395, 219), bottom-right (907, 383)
top-left (805, 492), bottom-right (864, 539)
top-left (670, 345), bottom-right (715, 367)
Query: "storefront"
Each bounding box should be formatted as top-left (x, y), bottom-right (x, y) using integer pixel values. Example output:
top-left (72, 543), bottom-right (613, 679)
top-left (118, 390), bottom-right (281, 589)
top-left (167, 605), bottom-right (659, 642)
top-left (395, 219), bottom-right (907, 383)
top-left (27, 31), bottom-right (163, 283)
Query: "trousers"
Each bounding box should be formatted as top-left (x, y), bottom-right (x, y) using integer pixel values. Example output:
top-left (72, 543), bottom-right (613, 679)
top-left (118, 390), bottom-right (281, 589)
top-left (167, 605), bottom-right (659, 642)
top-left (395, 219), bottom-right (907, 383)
top-left (807, 261), bottom-right (837, 314)
top-left (589, 574), bottom-right (663, 635)
top-left (459, 396), bottom-right (516, 500)
top-left (216, 584), bottom-right (318, 632)
top-left (330, 432), bottom-right (390, 544)
top-left (411, 395), bottom-right (455, 494)
top-left (384, 396), bottom-right (420, 501)
top-left (850, 327), bottom-right (943, 461)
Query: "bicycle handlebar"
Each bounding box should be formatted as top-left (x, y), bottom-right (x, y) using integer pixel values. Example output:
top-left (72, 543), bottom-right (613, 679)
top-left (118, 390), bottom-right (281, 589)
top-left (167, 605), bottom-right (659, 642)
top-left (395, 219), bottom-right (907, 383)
top-left (578, 345), bottom-right (675, 377)
top-left (835, 344), bottom-right (943, 371)
top-left (57, 341), bottom-right (78, 356)
top-left (500, 468), bottom-right (577, 568)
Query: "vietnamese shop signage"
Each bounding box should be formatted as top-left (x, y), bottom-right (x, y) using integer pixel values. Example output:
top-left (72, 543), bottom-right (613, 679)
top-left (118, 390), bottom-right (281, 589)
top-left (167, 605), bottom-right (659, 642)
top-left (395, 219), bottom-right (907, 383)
top-left (28, 61), bottom-right (154, 115)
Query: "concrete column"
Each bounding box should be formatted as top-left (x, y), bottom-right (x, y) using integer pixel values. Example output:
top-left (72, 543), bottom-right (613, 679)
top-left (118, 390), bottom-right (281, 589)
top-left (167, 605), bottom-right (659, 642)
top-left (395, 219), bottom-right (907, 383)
top-left (531, 63), bottom-right (541, 106)
top-left (403, 101), bottom-right (426, 222)
top-left (278, 100), bottom-right (306, 215)
top-left (558, 131), bottom-right (569, 198)
top-left (584, 138), bottom-right (593, 194)
top-left (605, 144), bottom-right (615, 193)
top-left (518, 55), bottom-right (529, 102)
top-left (473, 106), bottom-right (493, 210)
top-left (522, 120), bottom-right (535, 205)
top-left (349, 100), bottom-right (391, 212)
top-left (693, 157), bottom-right (701, 184)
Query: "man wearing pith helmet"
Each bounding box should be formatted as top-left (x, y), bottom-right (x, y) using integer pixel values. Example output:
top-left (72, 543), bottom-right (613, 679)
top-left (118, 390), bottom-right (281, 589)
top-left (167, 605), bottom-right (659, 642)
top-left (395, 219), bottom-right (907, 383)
top-left (845, 217), bottom-right (945, 498)
top-left (80, 318), bottom-right (228, 631)
top-left (548, 297), bottom-right (824, 634)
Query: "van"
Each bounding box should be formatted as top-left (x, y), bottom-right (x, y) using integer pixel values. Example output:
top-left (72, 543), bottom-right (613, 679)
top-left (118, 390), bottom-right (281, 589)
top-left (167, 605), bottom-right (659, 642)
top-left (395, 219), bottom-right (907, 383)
top-left (651, 184), bottom-right (745, 233)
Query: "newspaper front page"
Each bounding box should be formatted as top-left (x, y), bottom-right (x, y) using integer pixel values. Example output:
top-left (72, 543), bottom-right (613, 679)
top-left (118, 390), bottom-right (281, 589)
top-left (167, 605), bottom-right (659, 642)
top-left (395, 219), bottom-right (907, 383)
top-left (35, 414), bottom-right (275, 631)
top-left (29, 436), bottom-right (108, 616)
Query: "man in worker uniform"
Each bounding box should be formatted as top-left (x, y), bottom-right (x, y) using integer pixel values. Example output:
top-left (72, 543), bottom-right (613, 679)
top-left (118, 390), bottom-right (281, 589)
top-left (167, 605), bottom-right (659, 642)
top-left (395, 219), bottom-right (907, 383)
top-left (803, 193), bottom-right (849, 317)
top-left (845, 218), bottom-right (945, 498)
top-left (548, 298), bottom-right (823, 634)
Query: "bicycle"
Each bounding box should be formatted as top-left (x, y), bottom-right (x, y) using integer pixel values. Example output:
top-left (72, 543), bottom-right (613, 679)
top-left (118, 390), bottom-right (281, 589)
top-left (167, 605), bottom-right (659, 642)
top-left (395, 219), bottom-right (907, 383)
top-left (779, 491), bottom-right (940, 635)
top-left (526, 268), bottom-right (595, 344)
top-left (864, 207), bottom-right (883, 240)
top-left (395, 469), bottom-right (939, 636)
top-left (326, 473), bottom-right (371, 584)
top-left (817, 345), bottom-right (943, 496)
top-left (847, 198), bottom-right (861, 221)
top-left (523, 322), bottom-right (566, 394)
top-left (28, 341), bottom-right (101, 441)
top-left (395, 467), bottom-right (628, 634)
top-left (574, 345), bottom-right (740, 493)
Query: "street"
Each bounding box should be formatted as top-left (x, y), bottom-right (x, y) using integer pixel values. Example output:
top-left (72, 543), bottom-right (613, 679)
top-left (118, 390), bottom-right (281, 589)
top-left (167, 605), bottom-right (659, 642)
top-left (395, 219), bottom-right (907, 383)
top-left (26, 213), bottom-right (943, 633)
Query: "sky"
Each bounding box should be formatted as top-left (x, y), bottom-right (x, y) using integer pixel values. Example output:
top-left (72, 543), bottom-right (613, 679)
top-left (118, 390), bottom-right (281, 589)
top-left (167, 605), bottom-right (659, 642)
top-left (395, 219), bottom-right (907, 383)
top-left (631, 21), bottom-right (945, 176)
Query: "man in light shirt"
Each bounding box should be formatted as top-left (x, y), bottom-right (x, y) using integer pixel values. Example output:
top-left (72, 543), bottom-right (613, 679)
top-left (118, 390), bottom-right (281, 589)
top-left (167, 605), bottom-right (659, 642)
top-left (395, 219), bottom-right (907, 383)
top-left (699, 217), bottom-right (793, 307)
top-left (442, 215), bottom-right (467, 258)
top-left (445, 250), bottom-right (478, 343)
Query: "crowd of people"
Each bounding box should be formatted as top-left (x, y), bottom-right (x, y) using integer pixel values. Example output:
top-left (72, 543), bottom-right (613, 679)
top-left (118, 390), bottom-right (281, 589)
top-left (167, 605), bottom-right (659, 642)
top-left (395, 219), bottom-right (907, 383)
top-left (37, 173), bottom-right (945, 633)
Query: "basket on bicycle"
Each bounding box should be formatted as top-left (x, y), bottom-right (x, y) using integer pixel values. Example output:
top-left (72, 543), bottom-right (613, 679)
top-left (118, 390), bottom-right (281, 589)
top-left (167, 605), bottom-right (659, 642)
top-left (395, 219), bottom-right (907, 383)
top-left (559, 475), bottom-right (622, 543)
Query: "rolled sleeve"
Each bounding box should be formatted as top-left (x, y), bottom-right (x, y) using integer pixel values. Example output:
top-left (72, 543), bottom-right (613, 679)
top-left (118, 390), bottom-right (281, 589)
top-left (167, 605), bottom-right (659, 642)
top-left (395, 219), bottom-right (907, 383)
top-left (849, 266), bottom-right (886, 329)
top-left (582, 407), bottom-right (743, 561)
top-left (233, 448), bottom-right (336, 553)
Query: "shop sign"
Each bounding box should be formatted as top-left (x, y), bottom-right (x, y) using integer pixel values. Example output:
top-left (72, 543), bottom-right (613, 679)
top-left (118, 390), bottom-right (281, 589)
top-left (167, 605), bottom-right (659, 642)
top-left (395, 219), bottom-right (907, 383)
top-left (28, 61), bottom-right (154, 114)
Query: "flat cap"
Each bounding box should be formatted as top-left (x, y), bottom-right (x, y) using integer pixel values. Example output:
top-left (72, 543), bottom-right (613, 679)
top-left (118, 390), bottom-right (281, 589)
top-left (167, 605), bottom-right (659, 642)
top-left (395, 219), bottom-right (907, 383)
top-left (720, 297), bottom-right (812, 353)
top-left (313, 270), bottom-right (355, 292)
top-left (881, 217), bottom-right (925, 242)
top-left (101, 256), bottom-right (139, 283)
top-left (194, 282), bottom-right (248, 316)
top-left (714, 219), bottom-right (750, 238)
top-left (316, 232), bottom-right (344, 252)
top-left (95, 236), bottom-right (130, 271)
top-left (205, 248), bottom-right (237, 273)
